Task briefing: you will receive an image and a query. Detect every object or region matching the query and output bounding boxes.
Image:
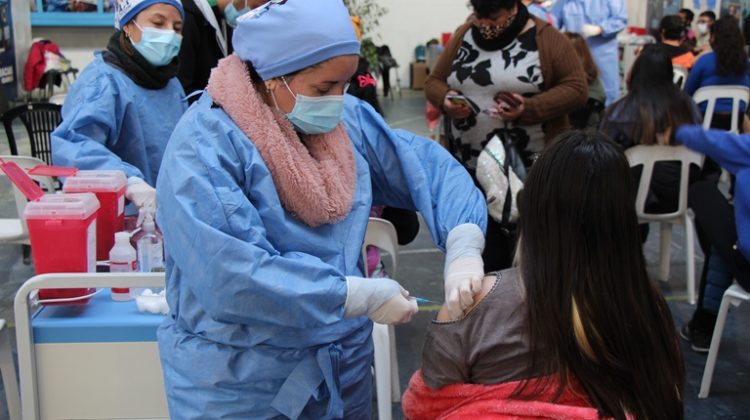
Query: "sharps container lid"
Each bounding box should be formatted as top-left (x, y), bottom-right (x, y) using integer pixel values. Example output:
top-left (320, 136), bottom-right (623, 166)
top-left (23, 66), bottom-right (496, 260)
top-left (24, 193), bottom-right (100, 220)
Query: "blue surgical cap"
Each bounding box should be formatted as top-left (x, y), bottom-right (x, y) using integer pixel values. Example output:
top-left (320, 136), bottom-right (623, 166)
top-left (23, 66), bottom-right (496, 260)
top-left (115, 0), bottom-right (185, 29)
top-left (232, 0), bottom-right (361, 80)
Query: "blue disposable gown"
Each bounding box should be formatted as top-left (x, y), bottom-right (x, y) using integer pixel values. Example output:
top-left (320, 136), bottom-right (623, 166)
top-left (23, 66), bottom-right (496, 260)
top-left (552, 0), bottom-right (627, 105)
top-left (51, 52), bottom-right (187, 187)
top-left (528, 3), bottom-right (557, 27)
top-left (155, 93), bottom-right (488, 419)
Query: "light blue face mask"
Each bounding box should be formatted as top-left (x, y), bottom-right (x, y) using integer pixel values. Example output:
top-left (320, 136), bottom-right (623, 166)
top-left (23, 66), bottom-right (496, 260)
top-left (280, 78), bottom-right (346, 135)
top-left (224, 1), bottom-right (249, 28)
top-left (132, 22), bottom-right (182, 67)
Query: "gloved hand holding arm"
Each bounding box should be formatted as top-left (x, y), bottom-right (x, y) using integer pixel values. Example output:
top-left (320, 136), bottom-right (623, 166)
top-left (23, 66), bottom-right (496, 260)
top-left (443, 223), bottom-right (485, 319)
top-left (343, 98), bottom-right (487, 318)
top-left (126, 176), bottom-right (156, 210)
top-left (344, 276), bottom-right (418, 325)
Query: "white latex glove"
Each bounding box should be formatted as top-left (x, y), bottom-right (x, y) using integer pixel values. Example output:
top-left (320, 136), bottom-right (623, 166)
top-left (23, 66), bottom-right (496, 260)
top-left (444, 224), bottom-right (485, 319)
top-left (581, 24), bottom-right (603, 38)
top-left (344, 276), bottom-right (418, 325)
top-left (126, 177), bottom-right (156, 211)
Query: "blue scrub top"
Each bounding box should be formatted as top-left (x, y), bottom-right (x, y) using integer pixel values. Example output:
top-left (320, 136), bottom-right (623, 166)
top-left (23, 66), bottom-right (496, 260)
top-left (51, 52), bottom-right (187, 186)
top-left (155, 93), bottom-right (487, 418)
top-left (685, 52), bottom-right (750, 114)
top-left (552, 0), bottom-right (628, 104)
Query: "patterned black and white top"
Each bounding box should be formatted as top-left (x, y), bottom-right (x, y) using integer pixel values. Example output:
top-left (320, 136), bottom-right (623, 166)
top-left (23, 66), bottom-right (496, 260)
top-left (447, 25), bottom-right (545, 170)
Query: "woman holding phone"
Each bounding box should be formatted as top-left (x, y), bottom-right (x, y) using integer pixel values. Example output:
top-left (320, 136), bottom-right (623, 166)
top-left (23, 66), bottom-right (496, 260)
top-left (425, 0), bottom-right (586, 271)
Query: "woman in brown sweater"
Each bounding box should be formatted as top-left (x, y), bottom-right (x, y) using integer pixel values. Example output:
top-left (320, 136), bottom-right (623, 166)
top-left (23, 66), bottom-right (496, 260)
top-left (425, 0), bottom-right (586, 271)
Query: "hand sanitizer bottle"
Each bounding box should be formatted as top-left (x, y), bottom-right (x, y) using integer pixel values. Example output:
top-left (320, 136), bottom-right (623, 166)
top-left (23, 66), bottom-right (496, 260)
top-left (137, 214), bottom-right (164, 273)
top-left (109, 231), bottom-right (136, 301)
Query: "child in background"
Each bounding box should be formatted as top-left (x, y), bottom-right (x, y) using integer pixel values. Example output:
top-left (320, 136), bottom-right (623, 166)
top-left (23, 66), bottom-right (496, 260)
top-left (565, 32), bottom-right (606, 130)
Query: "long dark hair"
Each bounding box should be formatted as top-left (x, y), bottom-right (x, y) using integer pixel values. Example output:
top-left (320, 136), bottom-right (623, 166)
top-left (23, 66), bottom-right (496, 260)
top-left (711, 17), bottom-right (748, 77)
top-left (601, 44), bottom-right (696, 145)
top-left (514, 131), bottom-right (685, 420)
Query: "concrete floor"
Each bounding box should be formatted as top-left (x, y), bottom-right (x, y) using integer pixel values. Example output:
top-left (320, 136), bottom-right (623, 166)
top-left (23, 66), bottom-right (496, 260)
top-left (0, 90), bottom-right (747, 419)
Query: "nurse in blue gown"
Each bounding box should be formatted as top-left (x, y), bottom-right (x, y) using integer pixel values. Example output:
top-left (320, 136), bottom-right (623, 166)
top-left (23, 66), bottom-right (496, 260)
top-left (552, 0), bottom-right (627, 105)
top-left (155, 0), bottom-right (488, 418)
top-left (52, 0), bottom-right (187, 211)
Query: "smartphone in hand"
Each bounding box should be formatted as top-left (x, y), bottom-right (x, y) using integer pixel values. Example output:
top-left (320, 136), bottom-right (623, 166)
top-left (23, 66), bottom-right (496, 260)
top-left (446, 94), bottom-right (480, 114)
top-left (446, 94), bottom-right (470, 106)
top-left (494, 92), bottom-right (522, 109)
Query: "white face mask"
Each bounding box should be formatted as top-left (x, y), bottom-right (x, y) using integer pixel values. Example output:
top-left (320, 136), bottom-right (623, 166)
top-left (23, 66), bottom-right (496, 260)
top-left (697, 22), bottom-right (709, 35)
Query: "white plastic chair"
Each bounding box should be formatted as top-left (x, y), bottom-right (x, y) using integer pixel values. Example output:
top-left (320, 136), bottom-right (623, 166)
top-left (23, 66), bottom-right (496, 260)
top-left (699, 282), bottom-right (750, 398)
top-left (361, 217), bottom-right (401, 420)
top-left (673, 66), bottom-right (688, 89)
top-left (0, 319), bottom-right (21, 420)
top-left (0, 156), bottom-right (55, 261)
top-left (692, 85), bottom-right (750, 134)
top-left (47, 94), bottom-right (66, 106)
top-left (625, 145), bottom-right (704, 304)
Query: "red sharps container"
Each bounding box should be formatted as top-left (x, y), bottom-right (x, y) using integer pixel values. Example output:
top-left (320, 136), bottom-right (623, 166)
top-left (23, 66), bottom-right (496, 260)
top-left (63, 170), bottom-right (127, 262)
top-left (24, 193), bottom-right (100, 303)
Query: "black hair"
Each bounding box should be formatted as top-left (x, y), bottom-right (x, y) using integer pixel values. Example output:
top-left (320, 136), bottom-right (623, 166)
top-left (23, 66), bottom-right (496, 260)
top-left (245, 61), bottom-right (264, 84)
top-left (469, 0), bottom-right (518, 18)
top-left (243, 61), bottom-right (312, 85)
top-left (514, 130), bottom-right (685, 420)
top-left (118, 31), bottom-right (136, 57)
top-left (699, 10), bottom-right (716, 21)
top-left (660, 15), bottom-right (685, 40)
top-left (602, 44), bottom-right (697, 145)
top-left (679, 8), bottom-right (694, 23)
top-left (711, 17), bottom-right (748, 77)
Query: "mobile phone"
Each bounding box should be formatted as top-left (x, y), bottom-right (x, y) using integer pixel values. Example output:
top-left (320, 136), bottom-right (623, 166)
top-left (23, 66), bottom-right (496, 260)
top-left (446, 94), bottom-right (470, 106)
top-left (446, 94), bottom-right (480, 114)
top-left (495, 92), bottom-right (522, 109)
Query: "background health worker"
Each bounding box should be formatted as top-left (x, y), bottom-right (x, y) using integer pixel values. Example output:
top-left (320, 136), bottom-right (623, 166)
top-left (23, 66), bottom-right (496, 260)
top-left (155, 0), bottom-right (488, 417)
top-left (51, 0), bottom-right (187, 211)
top-left (177, 0), bottom-right (264, 96)
top-left (552, 0), bottom-right (627, 105)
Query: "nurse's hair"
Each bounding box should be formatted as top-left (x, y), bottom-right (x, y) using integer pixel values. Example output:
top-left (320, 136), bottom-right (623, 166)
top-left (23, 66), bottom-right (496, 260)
top-left (245, 61), bottom-right (264, 84)
top-left (118, 32), bottom-right (136, 56)
top-left (244, 60), bottom-right (321, 85)
top-left (513, 131), bottom-right (685, 420)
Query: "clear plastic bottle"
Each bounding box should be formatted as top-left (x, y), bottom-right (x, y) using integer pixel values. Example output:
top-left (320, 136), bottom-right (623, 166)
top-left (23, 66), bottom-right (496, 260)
top-left (129, 207), bottom-right (153, 249)
top-left (109, 231), bottom-right (136, 301)
top-left (137, 216), bottom-right (164, 273)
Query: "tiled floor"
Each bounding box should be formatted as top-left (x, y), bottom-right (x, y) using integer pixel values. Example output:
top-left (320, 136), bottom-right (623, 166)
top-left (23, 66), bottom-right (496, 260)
top-left (0, 90), bottom-right (747, 419)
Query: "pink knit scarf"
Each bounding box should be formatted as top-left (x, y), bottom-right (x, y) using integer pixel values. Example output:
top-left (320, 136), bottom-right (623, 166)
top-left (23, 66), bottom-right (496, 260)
top-left (207, 55), bottom-right (357, 227)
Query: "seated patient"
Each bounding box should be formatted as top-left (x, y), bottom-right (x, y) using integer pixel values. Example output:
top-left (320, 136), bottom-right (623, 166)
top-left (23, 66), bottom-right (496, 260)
top-left (406, 131), bottom-right (685, 420)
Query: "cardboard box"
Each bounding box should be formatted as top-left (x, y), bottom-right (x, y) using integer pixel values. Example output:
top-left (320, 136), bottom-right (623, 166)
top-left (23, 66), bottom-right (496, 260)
top-left (411, 62), bottom-right (428, 90)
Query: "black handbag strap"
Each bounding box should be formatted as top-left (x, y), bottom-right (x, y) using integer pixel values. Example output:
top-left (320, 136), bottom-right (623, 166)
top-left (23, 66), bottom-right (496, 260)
top-left (496, 122), bottom-right (515, 228)
top-left (500, 138), bottom-right (514, 228)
